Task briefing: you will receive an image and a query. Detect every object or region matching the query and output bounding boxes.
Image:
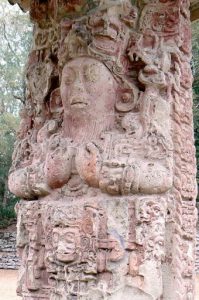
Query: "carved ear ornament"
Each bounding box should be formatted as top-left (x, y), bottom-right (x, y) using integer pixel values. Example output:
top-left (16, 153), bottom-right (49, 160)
top-left (49, 88), bottom-right (63, 115)
top-left (115, 81), bottom-right (139, 112)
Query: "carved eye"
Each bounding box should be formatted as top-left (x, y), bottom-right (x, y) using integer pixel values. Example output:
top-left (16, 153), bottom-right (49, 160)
top-left (63, 67), bottom-right (76, 85)
top-left (65, 232), bottom-right (75, 243)
top-left (84, 64), bottom-right (99, 83)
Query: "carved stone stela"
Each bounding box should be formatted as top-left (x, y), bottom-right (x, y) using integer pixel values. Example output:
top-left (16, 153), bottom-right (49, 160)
top-left (8, 0), bottom-right (197, 299)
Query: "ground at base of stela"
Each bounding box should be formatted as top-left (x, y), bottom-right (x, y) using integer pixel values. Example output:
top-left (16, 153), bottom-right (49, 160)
top-left (0, 270), bottom-right (199, 300)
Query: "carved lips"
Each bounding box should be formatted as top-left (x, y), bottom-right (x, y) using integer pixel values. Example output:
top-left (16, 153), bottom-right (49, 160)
top-left (70, 96), bottom-right (89, 108)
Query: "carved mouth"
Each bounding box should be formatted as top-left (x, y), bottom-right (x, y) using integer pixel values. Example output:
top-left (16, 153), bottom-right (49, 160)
top-left (93, 26), bottom-right (118, 40)
top-left (70, 98), bottom-right (88, 108)
top-left (93, 36), bottom-right (117, 53)
top-left (95, 32), bottom-right (116, 40)
top-left (56, 252), bottom-right (76, 262)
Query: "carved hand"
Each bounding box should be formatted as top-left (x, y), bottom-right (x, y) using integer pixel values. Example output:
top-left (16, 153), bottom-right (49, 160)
top-left (76, 142), bottom-right (102, 188)
top-left (44, 136), bottom-right (74, 189)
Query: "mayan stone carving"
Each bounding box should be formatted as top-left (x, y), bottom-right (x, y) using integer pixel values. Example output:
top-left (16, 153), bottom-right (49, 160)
top-left (8, 0), bottom-right (197, 299)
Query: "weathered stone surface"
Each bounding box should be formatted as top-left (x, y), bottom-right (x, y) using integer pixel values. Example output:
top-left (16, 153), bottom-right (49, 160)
top-left (8, 0), bottom-right (197, 299)
top-left (196, 224), bottom-right (199, 273)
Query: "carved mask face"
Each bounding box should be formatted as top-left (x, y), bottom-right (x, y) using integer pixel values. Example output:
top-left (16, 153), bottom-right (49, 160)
top-left (136, 199), bottom-right (153, 223)
top-left (89, 7), bottom-right (120, 38)
top-left (136, 199), bottom-right (164, 223)
top-left (52, 227), bottom-right (80, 263)
top-left (88, 6), bottom-right (123, 55)
top-left (60, 57), bottom-right (116, 117)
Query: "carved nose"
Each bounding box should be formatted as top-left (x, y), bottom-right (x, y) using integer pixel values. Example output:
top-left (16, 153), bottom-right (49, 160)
top-left (71, 80), bottom-right (84, 94)
top-left (74, 86), bottom-right (84, 93)
top-left (69, 80), bottom-right (88, 106)
top-left (57, 241), bottom-right (74, 253)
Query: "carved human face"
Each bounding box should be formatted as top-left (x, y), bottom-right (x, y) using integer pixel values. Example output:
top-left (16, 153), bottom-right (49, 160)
top-left (88, 7), bottom-right (122, 55)
top-left (88, 3), bottom-right (137, 55)
top-left (136, 201), bottom-right (151, 223)
top-left (136, 199), bottom-right (164, 223)
top-left (60, 57), bottom-right (116, 117)
top-left (52, 227), bottom-right (80, 263)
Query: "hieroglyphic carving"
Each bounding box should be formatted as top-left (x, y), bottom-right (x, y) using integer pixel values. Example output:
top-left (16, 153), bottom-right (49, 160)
top-left (125, 196), bottom-right (166, 299)
top-left (16, 201), bottom-right (49, 299)
top-left (16, 199), bottom-right (126, 299)
top-left (8, 0), bottom-right (197, 299)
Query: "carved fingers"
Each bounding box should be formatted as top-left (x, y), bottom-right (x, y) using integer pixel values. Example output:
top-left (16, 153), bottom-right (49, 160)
top-left (8, 164), bottom-right (51, 199)
top-left (44, 138), bottom-right (74, 189)
top-left (76, 142), bottom-right (102, 188)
